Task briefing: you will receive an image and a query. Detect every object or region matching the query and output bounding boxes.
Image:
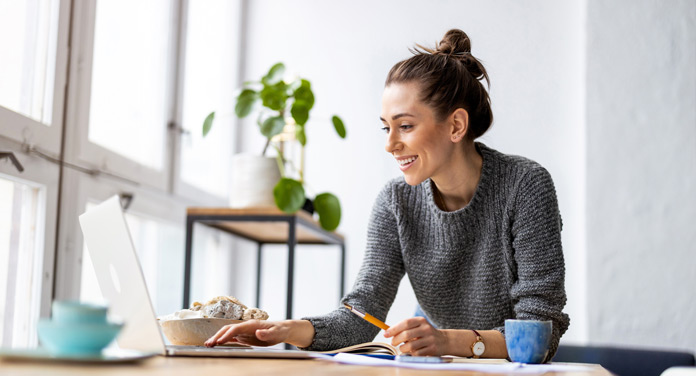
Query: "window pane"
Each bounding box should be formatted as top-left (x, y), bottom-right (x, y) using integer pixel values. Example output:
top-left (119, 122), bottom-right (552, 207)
top-left (179, 0), bottom-right (238, 197)
top-left (0, 175), bottom-right (43, 348)
top-left (87, 0), bottom-right (172, 170)
top-left (0, 0), bottom-right (59, 125)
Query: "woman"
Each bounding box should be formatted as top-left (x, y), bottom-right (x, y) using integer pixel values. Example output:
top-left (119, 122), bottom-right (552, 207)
top-left (205, 29), bottom-right (570, 360)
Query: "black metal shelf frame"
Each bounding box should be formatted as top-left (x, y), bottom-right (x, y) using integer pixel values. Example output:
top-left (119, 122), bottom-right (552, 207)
top-left (182, 213), bottom-right (346, 325)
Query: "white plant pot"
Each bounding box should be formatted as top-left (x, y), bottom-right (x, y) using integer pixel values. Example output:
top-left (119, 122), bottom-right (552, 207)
top-left (229, 154), bottom-right (281, 208)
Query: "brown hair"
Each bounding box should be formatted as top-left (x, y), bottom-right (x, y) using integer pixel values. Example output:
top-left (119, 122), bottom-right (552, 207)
top-left (385, 29), bottom-right (493, 139)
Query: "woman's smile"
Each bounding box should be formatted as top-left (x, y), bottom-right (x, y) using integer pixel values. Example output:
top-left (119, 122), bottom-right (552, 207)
top-left (396, 155), bottom-right (419, 171)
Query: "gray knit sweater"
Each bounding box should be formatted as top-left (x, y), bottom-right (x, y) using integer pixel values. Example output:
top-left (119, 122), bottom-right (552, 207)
top-left (302, 143), bottom-right (570, 359)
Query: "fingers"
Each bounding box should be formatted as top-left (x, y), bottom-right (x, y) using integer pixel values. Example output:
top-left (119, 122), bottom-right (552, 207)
top-left (385, 317), bottom-right (431, 347)
top-left (214, 325), bottom-right (245, 346)
top-left (204, 324), bottom-right (241, 347)
top-left (204, 320), bottom-right (290, 348)
top-left (384, 317), bottom-right (446, 356)
top-left (204, 324), bottom-right (234, 347)
top-left (204, 320), bottom-right (264, 347)
top-left (384, 317), bottom-right (427, 338)
top-left (390, 327), bottom-right (428, 348)
top-left (399, 338), bottom-right (437, 356)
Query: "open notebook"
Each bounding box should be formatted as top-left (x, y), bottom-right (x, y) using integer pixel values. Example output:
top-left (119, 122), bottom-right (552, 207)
top-left (321, 342), bottom-right (401, 356)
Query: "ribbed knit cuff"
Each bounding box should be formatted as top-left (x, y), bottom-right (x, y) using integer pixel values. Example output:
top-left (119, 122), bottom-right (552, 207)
top-left (296, 317), bottom-right (327, 351)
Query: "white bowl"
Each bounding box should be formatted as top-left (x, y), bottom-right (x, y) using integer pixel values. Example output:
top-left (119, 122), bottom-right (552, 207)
top-left (159, 318), bottom-right (242, 346)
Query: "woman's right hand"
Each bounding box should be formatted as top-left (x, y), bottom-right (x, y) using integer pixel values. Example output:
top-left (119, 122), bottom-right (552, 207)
top-left (204, 320), bottom-right (287, 347)
top-left (204, 319), bottom-right (315, 348)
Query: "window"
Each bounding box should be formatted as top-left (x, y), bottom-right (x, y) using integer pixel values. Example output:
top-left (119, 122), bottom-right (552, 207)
top-left (1, 0), bottom-right (241, 350)
top-left (0, 0), bottom-right (60, 125)
top-left (0, 0), bottom-right (64, 341)
top-left (87, 0), bottom-right (173, 170)
top-left (0, 175), bottom-right (45, 348)
top-left (178, 0), bottom-right (240, 198)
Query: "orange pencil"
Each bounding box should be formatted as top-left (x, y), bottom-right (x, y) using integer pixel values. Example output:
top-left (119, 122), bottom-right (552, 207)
top-left (343, 303), bottom-right (390, 330)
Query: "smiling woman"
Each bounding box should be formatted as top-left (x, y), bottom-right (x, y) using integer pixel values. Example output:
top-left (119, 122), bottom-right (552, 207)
top-left (380, 81), bottom-right (483, 206)
top-left (203, 29), bottom-right (570, 363)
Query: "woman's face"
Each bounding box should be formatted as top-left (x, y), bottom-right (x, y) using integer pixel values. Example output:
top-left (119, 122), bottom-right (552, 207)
top-left (381, 82), bottom-right (457, 186)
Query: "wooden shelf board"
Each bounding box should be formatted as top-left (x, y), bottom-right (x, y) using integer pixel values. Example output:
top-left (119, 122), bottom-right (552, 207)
top-left (187, 206), bottom-right (344, 243)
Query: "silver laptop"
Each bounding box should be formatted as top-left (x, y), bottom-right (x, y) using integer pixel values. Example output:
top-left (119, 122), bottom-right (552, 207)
top-left (78, 196), bottom-right (316, 359)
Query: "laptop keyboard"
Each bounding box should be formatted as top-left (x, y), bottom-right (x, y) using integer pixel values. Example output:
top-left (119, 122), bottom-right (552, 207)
top-left (167, 345), bottom-right (254, 352)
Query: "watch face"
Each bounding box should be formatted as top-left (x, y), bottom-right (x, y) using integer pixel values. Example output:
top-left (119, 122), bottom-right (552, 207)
top-left (473, 341), bottom-right (485, 356)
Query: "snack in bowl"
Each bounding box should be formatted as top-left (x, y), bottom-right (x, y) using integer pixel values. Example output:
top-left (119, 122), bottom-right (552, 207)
top-left (158, 296), bottom-right (268, 346)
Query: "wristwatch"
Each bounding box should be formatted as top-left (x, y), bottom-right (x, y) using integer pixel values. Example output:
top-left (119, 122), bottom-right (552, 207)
top-left (470, 330), bottom-right (485, 358)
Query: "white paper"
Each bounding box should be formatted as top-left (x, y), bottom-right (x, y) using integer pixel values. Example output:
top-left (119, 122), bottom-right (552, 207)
top-left (326, 353), bottom-right (594, 374)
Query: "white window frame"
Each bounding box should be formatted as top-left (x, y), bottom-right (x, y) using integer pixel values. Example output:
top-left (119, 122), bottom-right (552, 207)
top-left (169, 0), bottom-right (243, 206)
top-left (62, 0), bottom-right (237, 205)
top-left (62, 0), bottom-right (179, 191)
top-left (0, 137), bottom-right (60, 335)
top-left (0, 0), bottom-right (71, 156)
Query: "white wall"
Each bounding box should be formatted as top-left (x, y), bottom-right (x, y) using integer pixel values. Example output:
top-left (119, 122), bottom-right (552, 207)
top-left (234, 0), bottom-right (589, 345)
top-left (586, 0), bottom-right (696, 354)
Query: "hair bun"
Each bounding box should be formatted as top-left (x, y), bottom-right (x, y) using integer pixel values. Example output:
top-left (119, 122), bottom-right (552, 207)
top-left (437, 29), bottom-right (472, 56)
top-left (437, 29), bottom-right (487, 82)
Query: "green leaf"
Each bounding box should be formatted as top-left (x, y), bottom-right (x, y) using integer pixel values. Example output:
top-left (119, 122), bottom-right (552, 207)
top-left (235, 89), bottom-right (258, 118)
top-left (274, 178), bottom-right (305, 213)
top-left (314, 193), bottom-right (341, 231)
top-left (295, 124), bottom-right (307, 146)
top-left (262, 63), bottom-right (286, 86)
top-left (293, 79), bottom-right (314, 110)
top-left (202, 111), bottom-right (215, 137)
top-left (260, 82), bottom-right (288, 111)
top-left (332, 115), bottom-right (346, 138)
top-left (290, 102), bottom-right (310, 126)
top-left (260, 116), bottom-right (286, 138)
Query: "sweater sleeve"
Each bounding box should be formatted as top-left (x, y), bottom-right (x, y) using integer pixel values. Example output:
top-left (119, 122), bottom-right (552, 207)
top-left (509, 166), bottom-right (570, 362)
top-left (299, 183), bottom-right (406, 351)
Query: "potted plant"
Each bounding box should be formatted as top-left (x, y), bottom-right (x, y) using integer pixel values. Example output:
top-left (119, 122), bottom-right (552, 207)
top-left (202, 62), bottom-right (346, 231)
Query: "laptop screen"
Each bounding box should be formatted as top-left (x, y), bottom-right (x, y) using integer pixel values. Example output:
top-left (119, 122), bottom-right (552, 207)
top-left (79, 196), bottom-right (166, 355)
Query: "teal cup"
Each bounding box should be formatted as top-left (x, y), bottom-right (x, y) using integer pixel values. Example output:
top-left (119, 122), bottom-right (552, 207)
top-left (504, 319), bottom-right (552, 364)
top-left (51, 301), bottom-right (108, 324)
top-left (37, 301), bottom-right (122, 355)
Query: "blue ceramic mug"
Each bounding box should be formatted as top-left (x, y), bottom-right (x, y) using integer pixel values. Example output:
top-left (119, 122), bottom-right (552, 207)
top-left (52, 301), bottom-right (108, 324)
top-left (37, 301), bottom-right (122, 355)
top-left (505, 319), bottom-right (552, 364)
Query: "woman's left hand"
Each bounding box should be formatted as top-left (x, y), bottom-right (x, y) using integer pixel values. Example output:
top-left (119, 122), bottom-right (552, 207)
top-left (384, 317), bottom-right (449, 356)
